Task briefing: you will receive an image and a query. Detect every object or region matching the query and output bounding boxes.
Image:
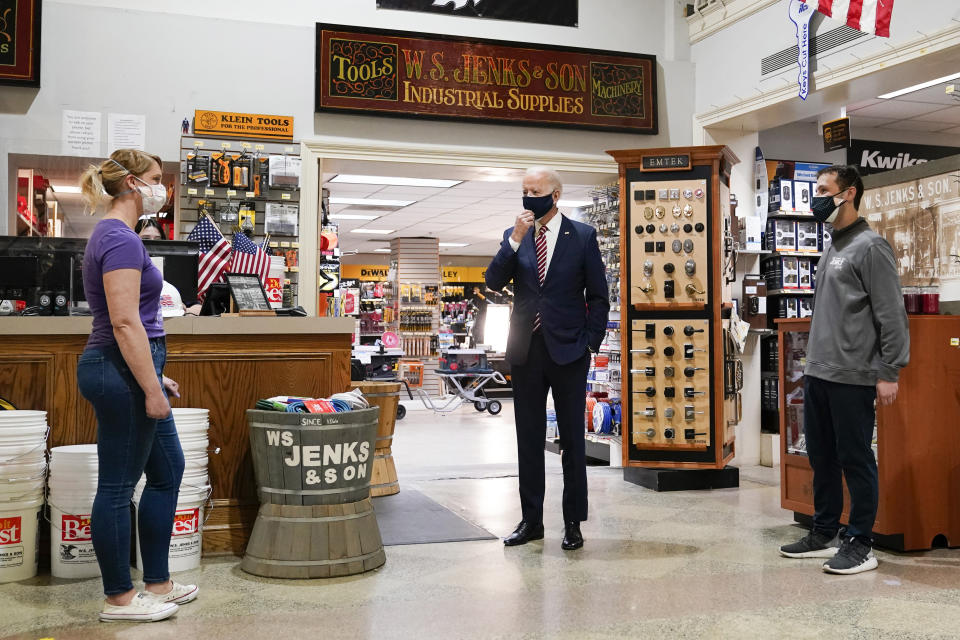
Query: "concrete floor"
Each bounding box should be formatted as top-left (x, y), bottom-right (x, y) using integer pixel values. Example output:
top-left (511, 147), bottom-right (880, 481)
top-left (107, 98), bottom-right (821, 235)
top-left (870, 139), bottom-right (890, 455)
top-left (2, 400), bottom-right (959, 639)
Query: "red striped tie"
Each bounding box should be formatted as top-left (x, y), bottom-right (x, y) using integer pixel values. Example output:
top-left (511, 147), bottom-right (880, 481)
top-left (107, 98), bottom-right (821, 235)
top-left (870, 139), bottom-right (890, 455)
top-left (533, 224), bottom-right (547, 332)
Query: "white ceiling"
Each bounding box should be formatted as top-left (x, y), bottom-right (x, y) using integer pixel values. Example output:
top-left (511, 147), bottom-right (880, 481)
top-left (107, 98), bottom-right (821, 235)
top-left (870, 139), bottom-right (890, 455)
top-left (323, 173), bottom-right (598, 256)
top-left (846, 82), bottom-right (960, 135)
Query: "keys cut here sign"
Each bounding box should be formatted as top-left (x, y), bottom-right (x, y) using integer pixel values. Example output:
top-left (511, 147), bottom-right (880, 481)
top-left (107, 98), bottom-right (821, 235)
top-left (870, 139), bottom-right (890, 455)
top-left (315, 24), bottom-right (657, 134)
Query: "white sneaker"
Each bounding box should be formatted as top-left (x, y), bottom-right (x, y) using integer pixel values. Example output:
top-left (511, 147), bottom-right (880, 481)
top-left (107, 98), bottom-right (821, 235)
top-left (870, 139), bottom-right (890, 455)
top-left (146, 581), bottom-right (199, 605)
top-left (100, 592), bottom-right (179, 622)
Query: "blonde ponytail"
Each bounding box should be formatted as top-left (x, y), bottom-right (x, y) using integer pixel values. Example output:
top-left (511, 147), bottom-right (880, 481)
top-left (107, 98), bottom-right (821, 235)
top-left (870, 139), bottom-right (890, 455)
top-left (78, 149), bottom-right (164, 214)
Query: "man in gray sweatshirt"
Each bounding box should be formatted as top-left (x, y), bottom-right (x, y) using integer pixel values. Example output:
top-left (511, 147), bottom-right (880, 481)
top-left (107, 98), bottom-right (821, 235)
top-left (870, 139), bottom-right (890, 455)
top-left (779, 165), bottom-right (909, 575)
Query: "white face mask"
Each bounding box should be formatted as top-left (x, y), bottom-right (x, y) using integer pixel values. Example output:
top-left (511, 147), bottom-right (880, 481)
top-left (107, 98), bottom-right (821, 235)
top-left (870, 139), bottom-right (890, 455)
top-left (134, 175), bottom-right (167, 214)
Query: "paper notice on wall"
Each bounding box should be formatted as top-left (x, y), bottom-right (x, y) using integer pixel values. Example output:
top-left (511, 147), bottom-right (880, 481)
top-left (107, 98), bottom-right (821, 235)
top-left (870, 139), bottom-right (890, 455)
top-left (62, 110), bottom-right (102, 156)
top-left (108, 113), bottom-right (146, 154)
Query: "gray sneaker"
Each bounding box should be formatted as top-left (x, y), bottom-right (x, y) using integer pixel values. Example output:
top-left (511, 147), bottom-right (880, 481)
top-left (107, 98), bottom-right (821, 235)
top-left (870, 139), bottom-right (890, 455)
top-left (823, 536), bottom-right (878, 574)
top-left (779, 530), bottom-right (841, 558)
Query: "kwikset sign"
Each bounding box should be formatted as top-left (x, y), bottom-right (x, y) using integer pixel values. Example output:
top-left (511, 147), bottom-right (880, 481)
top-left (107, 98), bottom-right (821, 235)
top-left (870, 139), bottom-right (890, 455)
top-left (315, 24), bottom-right (658, 134)
top-left (848, 139), bottom-right (959, 176)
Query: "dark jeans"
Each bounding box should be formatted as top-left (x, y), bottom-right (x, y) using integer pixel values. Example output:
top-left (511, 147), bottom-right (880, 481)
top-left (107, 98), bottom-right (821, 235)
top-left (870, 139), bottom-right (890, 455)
top-left (803, 375), bottom-right (878, 541)
top-left (511, 332), bottom-right (589, 524)
top-left (77, 337), bottom-right (184, 596)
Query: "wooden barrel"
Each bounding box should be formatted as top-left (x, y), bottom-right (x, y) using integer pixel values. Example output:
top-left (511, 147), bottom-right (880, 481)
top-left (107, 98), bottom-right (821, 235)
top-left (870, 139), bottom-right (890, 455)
top-left (240, 499), bottom-right (386, 578)
top-left (246, 408), bottom-right (380, 505)
top-left (350, 381), bottom-right (401, 497)
top-left (243, 408), bottom-right (385, 579)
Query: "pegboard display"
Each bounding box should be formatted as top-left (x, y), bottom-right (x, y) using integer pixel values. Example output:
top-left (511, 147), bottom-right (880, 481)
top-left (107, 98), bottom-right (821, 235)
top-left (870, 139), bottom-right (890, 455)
top-left (628, 179), bottom-right (709, 307)
top-left (629, 319), bottom-right (710, 448)
top-left (608, 146), bottom-right (740, 471)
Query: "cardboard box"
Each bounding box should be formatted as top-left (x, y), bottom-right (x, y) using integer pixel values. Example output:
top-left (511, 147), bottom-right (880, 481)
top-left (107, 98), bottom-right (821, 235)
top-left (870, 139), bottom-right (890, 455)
top-left (766, 219), bottom-right (797, 252)
top-left (742, 216), bottom-right (764, 252)
top-left (782, 256), bottom-right (800, 289)
top-left (798, 258), bottom-right (813, 290)
top-left (779, 179), bottom-right (794, 211)
top-left (797, 220), bottom-right (822, 252)
top-left (799, 297), bottom-right (814, 318)
top-left (779, 297), bottom-right (799, 319)
top-left (795, 182), bottom-right (812, 213)
top-left (742, 274), bottom-right (767, 330)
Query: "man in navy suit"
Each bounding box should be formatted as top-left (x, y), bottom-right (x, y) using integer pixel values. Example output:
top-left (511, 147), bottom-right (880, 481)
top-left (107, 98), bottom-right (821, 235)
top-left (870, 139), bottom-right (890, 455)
top-left (485, 167), bottom-right (610, 551)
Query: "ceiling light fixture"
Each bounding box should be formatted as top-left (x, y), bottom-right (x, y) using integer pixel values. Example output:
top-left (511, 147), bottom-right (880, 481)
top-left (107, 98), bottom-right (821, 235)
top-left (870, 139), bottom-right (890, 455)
top-left (330, 174), bottom-right (462, 188)
top-left (878, 72), bottom-right (960, 99)
top-left (328, 213), bottom-right (381, 220)
top-left (558, 199), bottom-right (593, 208)
top-left (329, 197), bottom-right (416, 207)
top-left (350, 228), bottom-right (395, 235)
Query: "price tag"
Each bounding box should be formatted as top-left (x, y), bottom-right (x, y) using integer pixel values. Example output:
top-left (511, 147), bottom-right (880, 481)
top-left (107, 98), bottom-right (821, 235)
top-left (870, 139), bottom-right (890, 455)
top-left (280, 242), bottom-right (291, 248)
top-left (204, 188), bottom-right (215, 196)
top-left (951, 338), bottom-right (959, 346)
top-left (290, 267), bottom-right (299, 273)
top-left (284, 146), bottom-right (294, 153)
top-left (291, 242), bottom-right (299, 248)
top-left (281, 193), bottom-right (291, 200)
top-left (241, 142), bottom-right (252, 150)
top-left (255, 144), bottom-right (265, 151)
top-left (227, 189), bottom-right (237, 197)
top-left (187, 188), bottom-right (198, 195)
top-left (246, 192), bottom-right (256, 198)
top-left (193, 141), bottom-right (204, 148)
top-left (221, 142), bottom-right (232, 149)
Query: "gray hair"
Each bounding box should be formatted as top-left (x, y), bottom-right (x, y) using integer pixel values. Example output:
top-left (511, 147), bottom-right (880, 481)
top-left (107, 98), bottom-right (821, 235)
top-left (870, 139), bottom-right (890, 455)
top-left (524, 166), bottom-right (563, 196)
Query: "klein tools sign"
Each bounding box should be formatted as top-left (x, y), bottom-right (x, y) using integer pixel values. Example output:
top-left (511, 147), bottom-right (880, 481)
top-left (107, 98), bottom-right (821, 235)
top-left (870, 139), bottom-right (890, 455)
top-left (194, 110), bottom-right (294, 141)
top-left (315, 24), bottom-right (658, 134)
top-left (0, 0), bottom-right (41, 87)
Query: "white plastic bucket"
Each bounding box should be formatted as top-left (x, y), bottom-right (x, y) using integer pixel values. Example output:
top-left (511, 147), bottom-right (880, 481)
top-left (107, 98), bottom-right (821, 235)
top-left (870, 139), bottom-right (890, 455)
top-left (0, 459), bottom-right (46, 481)
top-left (0, 476), bottom-right (45, 502)
top-left (0, 496), bottom-right (43, 583)
top-left (134, 485), bottom-right (209, 573)
top-left (49, 497), bottom-right (100, 579)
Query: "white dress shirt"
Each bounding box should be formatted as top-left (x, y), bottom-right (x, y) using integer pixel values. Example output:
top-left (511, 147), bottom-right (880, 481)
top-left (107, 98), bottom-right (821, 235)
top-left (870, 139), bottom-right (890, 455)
top-left (508, 214), bottom-right (562, 279)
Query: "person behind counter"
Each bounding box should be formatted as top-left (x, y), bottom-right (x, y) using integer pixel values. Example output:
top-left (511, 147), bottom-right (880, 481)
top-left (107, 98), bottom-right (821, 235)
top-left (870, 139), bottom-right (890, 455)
top-left (77, 149), bottom-right (198, 623)
top-left (134, 218), bottom-right (202, 316)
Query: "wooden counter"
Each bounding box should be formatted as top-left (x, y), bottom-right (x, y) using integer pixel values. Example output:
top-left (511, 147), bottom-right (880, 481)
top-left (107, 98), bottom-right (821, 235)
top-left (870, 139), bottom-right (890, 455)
top-left (777, 316), bottom-right (960, 550)
top-left (0, 316), bottom-right (355, 555)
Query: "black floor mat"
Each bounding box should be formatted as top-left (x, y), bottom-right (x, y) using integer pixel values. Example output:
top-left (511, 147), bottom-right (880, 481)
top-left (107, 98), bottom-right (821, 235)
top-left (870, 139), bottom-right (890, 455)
top-left (372, 489), bottom-right (497, 546)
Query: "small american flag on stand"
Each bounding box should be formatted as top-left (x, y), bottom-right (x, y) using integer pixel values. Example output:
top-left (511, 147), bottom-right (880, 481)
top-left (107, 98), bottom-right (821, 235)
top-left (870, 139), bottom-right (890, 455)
top-left (187, 215), bottom-right (232, 300)
top-left (230, 231), bottom-right (271, 285)
top-left (817, 0), bottom-right (894, 37)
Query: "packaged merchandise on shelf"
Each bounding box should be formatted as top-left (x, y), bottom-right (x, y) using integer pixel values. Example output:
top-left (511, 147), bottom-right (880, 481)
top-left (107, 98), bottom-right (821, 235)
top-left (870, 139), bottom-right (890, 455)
top-left (238, 200), bottom-right (256, 231)
top-left (197, 199), bottom-right (218, 223)
top-left (765, 219), bottom-right (797, 252)
top-left (798, 258), bottom-right (813, 290)
top-left (741, 216), bottom-right (763, 251)
top-left (794, 181), bottom-right (812, 213)
top-left (782, 256), bottom-right (799, 290)
top-left (210, 152), bottom-right (233, 188)
top-left (799, 297), bottom-right (813, 318)
top-left (269, 154), bottom-right (301, 189)
top-left (778, 297), bottom-right (799, 319)
top-left (264, 202), bottom-right (299, 236)
top-left (796, 220), bottom-right (822, 252)
top-left (219, 200), bottom-right (239, 224)
top-left (779, 179), bottom-right (794, 211)
top-left (254, 155), bottom-right (270, 197)
top-left (186, 151), bottom-right (210, 185)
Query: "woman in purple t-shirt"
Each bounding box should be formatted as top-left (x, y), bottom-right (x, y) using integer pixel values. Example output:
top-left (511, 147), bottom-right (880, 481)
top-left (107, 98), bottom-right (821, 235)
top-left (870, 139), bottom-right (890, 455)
top-left (76, 149), bottom-right (198, 622)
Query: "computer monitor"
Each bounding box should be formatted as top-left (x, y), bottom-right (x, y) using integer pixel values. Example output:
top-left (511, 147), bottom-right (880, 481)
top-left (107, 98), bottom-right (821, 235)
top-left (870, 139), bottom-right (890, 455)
top-left (141, 240), bottom-right (200, 306)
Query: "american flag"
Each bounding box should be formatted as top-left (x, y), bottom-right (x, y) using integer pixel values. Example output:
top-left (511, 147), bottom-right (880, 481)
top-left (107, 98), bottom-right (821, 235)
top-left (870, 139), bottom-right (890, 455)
top-left (817, 0), bottom-right (894, 37)
top-left (230, 231), bottom-right (271, 285)
top-left (186, 215), bottom-right (231, 300)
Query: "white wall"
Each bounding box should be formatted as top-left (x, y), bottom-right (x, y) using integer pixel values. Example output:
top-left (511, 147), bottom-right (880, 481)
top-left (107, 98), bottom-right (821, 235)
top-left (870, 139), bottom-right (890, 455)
top-left (690, 1), bottom-right (960, 127)
top-left (1, 0), bottom-right (695, 234)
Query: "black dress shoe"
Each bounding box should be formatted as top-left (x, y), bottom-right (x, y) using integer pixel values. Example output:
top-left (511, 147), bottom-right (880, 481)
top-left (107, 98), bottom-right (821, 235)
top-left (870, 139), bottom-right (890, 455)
top-left (503, 521), bottom-right (544, 546)
top-left (561, 521), bottom-right (583, 550)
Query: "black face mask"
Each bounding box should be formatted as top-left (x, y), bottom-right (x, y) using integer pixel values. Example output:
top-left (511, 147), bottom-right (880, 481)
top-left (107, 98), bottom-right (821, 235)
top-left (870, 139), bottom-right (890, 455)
top-left (811, 191), bottom-right (844, 223)
top-left (523, 193), bottom-right (555, 219)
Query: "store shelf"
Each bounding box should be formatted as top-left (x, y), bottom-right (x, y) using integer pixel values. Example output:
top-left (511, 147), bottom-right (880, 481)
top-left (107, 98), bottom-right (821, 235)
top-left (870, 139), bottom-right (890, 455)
top-left (767, 211), bottom-right (817, 220)
top-left (737, 249), bottom-right (771, 255)
top-left (767, 289), bottom-right (815, 296)
top-left (761, 251), bottom-right (823, 259)
top-left (749, 328), bottom-right (775, 335)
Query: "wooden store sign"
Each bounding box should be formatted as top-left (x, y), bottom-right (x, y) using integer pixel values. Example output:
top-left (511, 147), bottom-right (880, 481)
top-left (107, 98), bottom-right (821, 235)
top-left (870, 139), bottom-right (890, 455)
top-left (0, 0), bottom-right (42, 87)
top-left (194, 109), bottom-right (294, 141)
top-left (315, 24), bottom-right (658, 134)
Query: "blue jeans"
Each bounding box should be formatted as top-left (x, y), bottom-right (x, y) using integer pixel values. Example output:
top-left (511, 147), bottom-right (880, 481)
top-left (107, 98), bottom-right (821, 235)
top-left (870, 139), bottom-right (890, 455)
top-left (77, 337), bottom-right (185, 595)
